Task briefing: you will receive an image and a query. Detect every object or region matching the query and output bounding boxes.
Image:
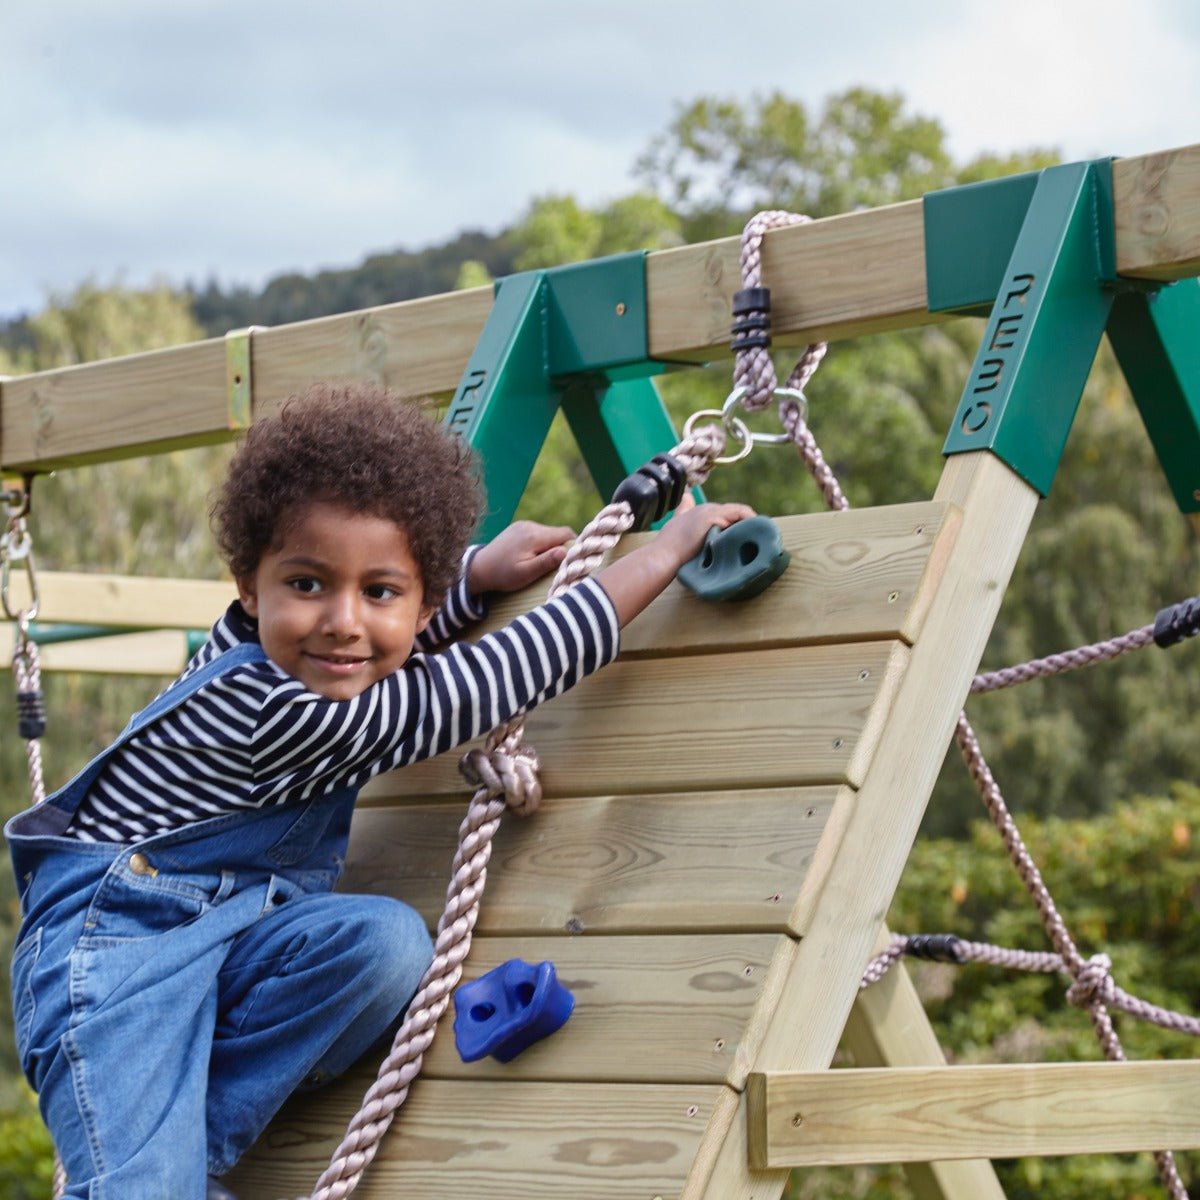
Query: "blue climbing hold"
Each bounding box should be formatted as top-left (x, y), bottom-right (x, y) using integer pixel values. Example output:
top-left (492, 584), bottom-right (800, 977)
top-left (453, 959), bottom-right (575, 1063)
top-left (676, 514), bottom-right (790, 602)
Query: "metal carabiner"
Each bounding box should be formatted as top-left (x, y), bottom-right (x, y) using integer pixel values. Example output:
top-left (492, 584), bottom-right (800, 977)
top-left (722, 386), bottom-right (808, 445)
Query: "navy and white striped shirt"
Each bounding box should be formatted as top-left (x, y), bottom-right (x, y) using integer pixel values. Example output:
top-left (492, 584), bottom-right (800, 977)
top-left (65, 566), bottom-right (619, 844)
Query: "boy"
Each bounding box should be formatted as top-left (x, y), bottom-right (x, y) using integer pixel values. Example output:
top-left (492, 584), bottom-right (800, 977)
top-left (6, 382), bottom-right (752, 1199)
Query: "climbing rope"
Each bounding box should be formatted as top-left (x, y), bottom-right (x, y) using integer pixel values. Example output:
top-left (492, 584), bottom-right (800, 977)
top-left (732, 210), bottom-right (1192, 1200)
top-left (298, 427), bottom-right (728, 1200)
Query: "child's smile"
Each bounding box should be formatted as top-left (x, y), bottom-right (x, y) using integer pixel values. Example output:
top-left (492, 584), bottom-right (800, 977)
top-left (237, 500), bottom-right (435, 700)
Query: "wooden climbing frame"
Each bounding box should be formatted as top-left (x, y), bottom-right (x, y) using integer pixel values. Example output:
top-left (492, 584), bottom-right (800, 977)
top-left (5, 142), bottom-right (1200, 1200)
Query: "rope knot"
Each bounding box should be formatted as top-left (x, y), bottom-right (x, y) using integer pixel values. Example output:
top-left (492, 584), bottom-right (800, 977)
top-left (1067, 953), bottom-right (1117, 1009)
top-left (458, 736), bottom-right (542, 818)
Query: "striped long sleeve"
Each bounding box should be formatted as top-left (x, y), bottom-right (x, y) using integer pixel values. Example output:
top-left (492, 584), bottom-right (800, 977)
top-left (66, 578), bottom-right (618, 843)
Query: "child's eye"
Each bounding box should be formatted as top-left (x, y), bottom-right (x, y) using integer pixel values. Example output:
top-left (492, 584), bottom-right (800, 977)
top-left (364, 583), bottom-right (399, 601)
top-left (287, 577), bottom-right (323, 595)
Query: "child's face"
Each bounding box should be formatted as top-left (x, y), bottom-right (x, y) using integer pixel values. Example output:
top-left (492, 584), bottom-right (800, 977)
top-left (237, 500), bottom-right (435, 701)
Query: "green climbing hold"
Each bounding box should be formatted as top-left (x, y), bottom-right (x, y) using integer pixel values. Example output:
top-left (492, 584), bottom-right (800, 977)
top-left (676, 515), bottom-right (790, 602)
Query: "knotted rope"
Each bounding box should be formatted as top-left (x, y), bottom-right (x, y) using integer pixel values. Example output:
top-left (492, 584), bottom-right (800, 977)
top-left (733, 208), bottom-right (1190, 1200)
top-left (298, 425), bottom-right (727, 1200)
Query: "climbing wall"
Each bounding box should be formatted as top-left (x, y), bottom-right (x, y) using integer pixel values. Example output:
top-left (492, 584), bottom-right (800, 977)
top-left (226, 492), bottom-right (991, 1200)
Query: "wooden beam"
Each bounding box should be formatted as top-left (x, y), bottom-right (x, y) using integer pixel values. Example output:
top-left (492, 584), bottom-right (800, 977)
top-left (689, 453), bottom-right (1040, 1200)
top-left (3, 570), bottom-right (231, 630)
top-left (746, 1060), bottom-right (1200, 1167)
top-left (5, 144), bottom-right (1199, 472)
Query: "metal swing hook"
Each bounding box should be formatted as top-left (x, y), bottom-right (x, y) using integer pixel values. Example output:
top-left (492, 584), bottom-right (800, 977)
top-left (1, 477), bottom-right (40, 625)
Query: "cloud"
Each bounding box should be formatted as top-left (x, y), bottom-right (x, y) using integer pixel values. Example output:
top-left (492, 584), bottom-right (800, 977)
top-left (2, 0), bottom-right (1198, 317)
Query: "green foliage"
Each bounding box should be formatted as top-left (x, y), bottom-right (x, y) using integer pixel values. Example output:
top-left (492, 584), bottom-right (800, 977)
top-left (509, 192), bottom-right (682, 271)
top-left (0, 1085), bottom-right (54, 1200)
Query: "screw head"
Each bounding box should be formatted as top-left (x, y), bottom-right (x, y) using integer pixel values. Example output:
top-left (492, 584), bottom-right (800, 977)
top-left (615, 302), bottom-right (627, 316)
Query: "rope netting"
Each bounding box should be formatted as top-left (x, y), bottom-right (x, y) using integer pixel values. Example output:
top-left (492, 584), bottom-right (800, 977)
top-left (730, 212), bottom-right (1195, 1197)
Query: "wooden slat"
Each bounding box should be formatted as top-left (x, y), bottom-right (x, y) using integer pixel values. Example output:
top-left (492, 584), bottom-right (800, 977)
top-left (4, 569), bottom-right (231, 630)
top-left (841, 928), bottom-right (1006, 1200)
top-left (358, 934), bottom-right (795, 1086)
top-left (692, 453), bottom-right (1040, 1200)
top-left (344, 786), bottom-right (847, 937)
top-left (0, 627), bottom-right (188, 675)
top-left (484, 503), bottom-right (958, 658)
top-left (364, 640), bottom-right (908, 800)
top-left (0, 500), bottom-right (955, 677)
top-left (6, 143), bottom-right (1200, 471)
top-left (746, 1061), bottom-right (1200, 1167)
top-left (227, 1080), bottom-right (724, 1200)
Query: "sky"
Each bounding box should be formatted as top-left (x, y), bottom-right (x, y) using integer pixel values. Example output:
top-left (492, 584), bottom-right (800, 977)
top-left (3, 0), bottom-right (1199, 320)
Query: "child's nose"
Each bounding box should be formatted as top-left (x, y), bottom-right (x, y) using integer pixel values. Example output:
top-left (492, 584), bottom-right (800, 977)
top-left (321, 590), bottom-right (363, 639)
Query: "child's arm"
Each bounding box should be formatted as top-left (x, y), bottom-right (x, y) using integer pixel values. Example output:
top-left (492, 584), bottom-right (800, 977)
top-left (595, 500), bottom-right (755, 627)
top-left (415, 523), bottom-right (574, 652)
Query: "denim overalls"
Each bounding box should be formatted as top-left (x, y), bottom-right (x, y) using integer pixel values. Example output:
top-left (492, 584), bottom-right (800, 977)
top-left (6, 643), bottom-right (433, 1200)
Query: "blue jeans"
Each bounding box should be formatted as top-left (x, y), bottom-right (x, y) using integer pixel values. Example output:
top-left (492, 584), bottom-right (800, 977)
top-left (9, 794), bottom-right (433, 1200)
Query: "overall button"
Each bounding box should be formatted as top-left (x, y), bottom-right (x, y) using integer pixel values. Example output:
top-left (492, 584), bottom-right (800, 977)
top-left (129, 852), bottom-right (158, 877)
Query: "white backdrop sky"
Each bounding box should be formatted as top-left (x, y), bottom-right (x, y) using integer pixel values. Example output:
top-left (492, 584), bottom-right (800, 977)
top-left (3, 0), bottom-right (1198, 319)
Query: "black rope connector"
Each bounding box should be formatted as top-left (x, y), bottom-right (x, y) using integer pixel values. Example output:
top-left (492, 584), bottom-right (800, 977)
top-left (902, 933), bottom-right (965, 964)
top-left (16, 688), bottom-right (46, 740)
top-left (611, 453), bottom-right (688, 532)
top-left (731, 286), bottom-right (771, 353)
top-left (1153, 594), bottom-right (1200, 648)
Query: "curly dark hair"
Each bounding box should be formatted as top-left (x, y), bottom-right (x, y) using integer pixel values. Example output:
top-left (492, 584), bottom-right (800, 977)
top-left (211, 382), bottom-right (484, 606)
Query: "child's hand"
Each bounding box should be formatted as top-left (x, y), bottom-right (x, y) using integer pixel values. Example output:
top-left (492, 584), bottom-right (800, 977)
top-left (652, 497), bottom-right (756, 570)
top-left (469, 521), bottom-right (575, 595)
top-left (593, 496), bottom-right (757, 628)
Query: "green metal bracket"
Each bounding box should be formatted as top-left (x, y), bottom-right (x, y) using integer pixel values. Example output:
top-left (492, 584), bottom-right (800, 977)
top-left (940, 161), bottom-right (1118, 496)
top-left (444, 253), bottom-right (681, 540)
top-left (1107, 279), bottom-right (1200, 513)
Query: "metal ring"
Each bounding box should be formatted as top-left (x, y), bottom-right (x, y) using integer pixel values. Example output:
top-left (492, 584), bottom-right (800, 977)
top-left (681, 409), bottom-right (754, 465)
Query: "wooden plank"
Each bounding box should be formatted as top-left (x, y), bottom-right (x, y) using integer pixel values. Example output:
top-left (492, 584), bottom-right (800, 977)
top-left (483, 503), bottom-right (959, 658)
top-left (2, 501), bottom-right (951, 642)
top-left (1113, 144), bottom-right (1200, 281)
top-left (362, 640), bottom-right (907, 800)
top-left (3, 569), bottom-right (231, 630)
top-left (746, 1060), bottom-right (1200, 1167)
top-left (842, 928), bottom-right (1006, 1200)
top-left (7, 143), bottom-right (1200, 470)
top-left (0, 627), bottom-right (188, 675)
top-left (693, 453), bottom-right (1040, 1200)
top-left (344, 786), bottom-right (847, 937)
top-left (226, 1079), bottom-right (724, 1200)
top-left (325, 934), bottom-right (793, 1087)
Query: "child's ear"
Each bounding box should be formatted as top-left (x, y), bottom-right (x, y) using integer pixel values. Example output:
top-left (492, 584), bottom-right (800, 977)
top-left (416, 603), bottom-right (435, 635)
top-left (237, 576), bottom-right (260, 619)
